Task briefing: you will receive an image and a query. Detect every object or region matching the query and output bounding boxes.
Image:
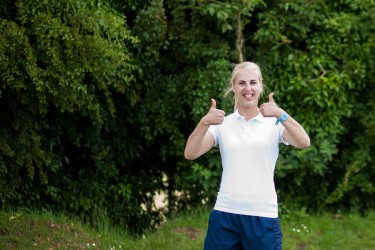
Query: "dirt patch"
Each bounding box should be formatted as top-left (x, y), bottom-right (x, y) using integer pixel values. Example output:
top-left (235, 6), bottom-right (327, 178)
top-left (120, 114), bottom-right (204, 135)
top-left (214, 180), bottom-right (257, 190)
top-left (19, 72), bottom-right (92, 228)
top-left (297, 242), bottom-right (308, 250)
top-left (175, 226), bottom-right (201, 240)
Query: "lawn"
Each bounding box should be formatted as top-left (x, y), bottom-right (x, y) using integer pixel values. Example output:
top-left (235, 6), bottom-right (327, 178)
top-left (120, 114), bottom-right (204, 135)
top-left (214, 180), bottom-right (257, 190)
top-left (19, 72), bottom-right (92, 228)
top-left (1, 207), bottom-right (374, 250)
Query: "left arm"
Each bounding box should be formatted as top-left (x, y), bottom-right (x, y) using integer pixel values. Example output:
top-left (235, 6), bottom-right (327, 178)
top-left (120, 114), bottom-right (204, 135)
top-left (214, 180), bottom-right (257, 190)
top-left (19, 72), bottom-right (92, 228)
top-left (260, 93), bottom-right (310, 149)
top-left (276, 113), bottom-right (310, 149)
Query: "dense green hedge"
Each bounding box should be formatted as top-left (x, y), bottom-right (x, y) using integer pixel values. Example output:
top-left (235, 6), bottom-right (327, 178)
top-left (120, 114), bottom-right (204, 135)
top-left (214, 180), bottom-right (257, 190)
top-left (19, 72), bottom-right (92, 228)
top-left (1, 0), bottom-right (374, 234)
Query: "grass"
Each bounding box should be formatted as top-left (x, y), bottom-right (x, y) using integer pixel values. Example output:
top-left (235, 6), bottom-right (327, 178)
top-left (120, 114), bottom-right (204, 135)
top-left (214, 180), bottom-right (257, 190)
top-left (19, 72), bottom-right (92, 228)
top-left (281, 210), bottom-right (375, 250)
top-left (1, 207), bottom-right (375, 250)
top-left (0, 210), bottom-right (131, 250)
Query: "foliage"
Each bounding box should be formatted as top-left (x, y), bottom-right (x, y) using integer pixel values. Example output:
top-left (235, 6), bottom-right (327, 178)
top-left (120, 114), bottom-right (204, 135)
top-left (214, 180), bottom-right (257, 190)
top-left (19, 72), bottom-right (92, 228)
top-left (1, 0), bottom-right (375, 235)
top-left (0, 0), bottom-right (144, 233)
top-left (252, 0), bottom-right (375, 212)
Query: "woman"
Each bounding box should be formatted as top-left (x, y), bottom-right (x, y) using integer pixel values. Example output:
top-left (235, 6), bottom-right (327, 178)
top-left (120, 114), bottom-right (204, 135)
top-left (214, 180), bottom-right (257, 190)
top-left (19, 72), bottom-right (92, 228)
top-left (184, 61), bottom-right (310, 250)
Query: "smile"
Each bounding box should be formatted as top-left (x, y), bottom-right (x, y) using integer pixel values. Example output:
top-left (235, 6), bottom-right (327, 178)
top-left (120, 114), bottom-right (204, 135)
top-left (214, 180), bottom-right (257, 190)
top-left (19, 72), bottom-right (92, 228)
top-left (243, 93), bottom-right (254, 98)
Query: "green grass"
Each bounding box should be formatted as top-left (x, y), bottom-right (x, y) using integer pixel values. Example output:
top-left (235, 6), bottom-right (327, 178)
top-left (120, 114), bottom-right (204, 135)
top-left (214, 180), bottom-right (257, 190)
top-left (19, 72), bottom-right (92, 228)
top-left (282, 210), bottom-right (375, 250)
top-left (1, 207), bottom-right (375, 250)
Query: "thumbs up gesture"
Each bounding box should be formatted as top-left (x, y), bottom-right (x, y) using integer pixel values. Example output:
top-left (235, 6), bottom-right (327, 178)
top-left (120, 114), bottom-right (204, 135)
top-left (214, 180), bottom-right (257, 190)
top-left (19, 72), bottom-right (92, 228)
top-left (260, 93), bottom-right (283, 118)
top-left (268, 92), bottom-right (276, 104)
top-left (203, 99), bottom-right (226, 125)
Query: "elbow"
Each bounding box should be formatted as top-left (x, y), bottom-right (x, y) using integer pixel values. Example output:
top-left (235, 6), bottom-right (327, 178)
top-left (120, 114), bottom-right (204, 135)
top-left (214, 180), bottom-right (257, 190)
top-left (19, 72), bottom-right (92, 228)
top-left (184, 150), bottom-right (197, 161)
top-left (299, 137), bottom-right (311, 149)
top-left (300, 142), bottom-right (310, 149)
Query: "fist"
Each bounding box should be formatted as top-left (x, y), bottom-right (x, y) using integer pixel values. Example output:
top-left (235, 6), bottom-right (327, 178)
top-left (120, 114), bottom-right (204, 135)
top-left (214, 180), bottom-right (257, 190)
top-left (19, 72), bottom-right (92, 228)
top-left (260, 93), bottom-right (281, 117)
top-left (204, 99), bottom-right (225, 125)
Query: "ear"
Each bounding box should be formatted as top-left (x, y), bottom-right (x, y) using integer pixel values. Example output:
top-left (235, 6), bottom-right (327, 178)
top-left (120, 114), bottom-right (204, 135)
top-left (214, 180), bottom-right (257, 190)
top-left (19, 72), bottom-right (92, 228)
top-left (260, 83), bottom-right (266, 96)
top-left (258, 86), bottom-right (263, 98)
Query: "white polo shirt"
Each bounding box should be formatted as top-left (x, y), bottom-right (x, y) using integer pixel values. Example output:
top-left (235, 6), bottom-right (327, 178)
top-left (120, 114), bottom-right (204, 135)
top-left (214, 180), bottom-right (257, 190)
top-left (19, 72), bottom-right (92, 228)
top-left (208, 109), bottom-right (288, 218)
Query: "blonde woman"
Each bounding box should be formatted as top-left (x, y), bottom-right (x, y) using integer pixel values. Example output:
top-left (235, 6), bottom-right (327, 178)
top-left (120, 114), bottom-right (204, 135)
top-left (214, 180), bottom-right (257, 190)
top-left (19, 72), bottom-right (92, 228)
top-left (184, 61), bottom-right (310, 250)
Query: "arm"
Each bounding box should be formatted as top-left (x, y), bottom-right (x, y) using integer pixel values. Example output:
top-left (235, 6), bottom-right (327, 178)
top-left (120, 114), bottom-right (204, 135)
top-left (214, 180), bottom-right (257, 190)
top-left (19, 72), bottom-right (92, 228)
top-left (277, 114), bottom-right (310, 149)
top-left (260, 93), bottom-right (310, 149)
top-left (184, 99), bottom-right (225, 160)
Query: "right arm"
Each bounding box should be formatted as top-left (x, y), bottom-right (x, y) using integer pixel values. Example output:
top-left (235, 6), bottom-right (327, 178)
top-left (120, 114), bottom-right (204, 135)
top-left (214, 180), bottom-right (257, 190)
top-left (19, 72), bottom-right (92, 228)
top-left (184, 99), bottom-right (225, 160)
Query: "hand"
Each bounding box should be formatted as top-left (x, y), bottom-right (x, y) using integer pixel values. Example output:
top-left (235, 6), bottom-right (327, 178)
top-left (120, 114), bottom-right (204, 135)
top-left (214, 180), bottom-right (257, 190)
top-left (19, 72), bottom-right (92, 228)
top-left (202, 99), bottom-right (225, 125)
top-left (260, 93), bottom-right (283, 118)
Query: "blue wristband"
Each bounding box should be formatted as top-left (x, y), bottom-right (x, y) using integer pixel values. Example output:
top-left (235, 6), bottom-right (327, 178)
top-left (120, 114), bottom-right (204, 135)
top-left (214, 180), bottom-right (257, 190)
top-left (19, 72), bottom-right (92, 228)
top-left (275, 112), bottom-right (288, 125)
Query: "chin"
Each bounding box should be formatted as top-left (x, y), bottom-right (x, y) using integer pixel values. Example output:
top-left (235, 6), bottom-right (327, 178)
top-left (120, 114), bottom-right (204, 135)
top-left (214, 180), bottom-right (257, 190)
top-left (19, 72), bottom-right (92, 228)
top-left (242, 99), bottom-right (258, 105)
top-left (241, 103), bottom-right (257, 109)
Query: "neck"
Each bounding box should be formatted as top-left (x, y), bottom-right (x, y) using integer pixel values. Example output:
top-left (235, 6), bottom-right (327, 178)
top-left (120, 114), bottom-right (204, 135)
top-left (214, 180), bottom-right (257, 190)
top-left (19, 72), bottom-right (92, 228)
top-left (238, 106), bottom-right (260, 121)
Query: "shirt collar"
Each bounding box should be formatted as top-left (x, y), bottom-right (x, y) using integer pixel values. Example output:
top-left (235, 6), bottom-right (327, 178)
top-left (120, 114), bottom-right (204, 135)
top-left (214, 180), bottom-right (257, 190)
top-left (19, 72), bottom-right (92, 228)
top-left (234, 109), bottom-right (264, 123)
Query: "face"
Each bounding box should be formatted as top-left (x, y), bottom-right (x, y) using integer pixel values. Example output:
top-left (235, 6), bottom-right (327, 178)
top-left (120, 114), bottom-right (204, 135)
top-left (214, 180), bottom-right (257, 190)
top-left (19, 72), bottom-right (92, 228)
top-left (232, 67), bottom-right (263, 109)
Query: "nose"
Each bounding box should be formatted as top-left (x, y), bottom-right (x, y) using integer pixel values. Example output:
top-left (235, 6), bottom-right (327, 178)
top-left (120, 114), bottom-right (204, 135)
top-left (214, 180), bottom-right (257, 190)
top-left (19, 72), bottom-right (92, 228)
top-left (245, 82), bottom-right (252, 90)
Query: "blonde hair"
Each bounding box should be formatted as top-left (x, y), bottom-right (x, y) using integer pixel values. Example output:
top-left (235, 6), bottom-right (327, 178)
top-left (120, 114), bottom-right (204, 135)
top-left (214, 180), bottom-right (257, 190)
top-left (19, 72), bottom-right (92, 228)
top-left (224, 61), bottom-right (264, 111)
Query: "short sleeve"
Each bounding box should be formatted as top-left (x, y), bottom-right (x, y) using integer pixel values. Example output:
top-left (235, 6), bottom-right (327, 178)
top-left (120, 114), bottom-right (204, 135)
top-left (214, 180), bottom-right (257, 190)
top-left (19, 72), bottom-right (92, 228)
top-left (279, 124), bottom-right (289, 145)
top-left (208, 125), bottom-right (219, 146)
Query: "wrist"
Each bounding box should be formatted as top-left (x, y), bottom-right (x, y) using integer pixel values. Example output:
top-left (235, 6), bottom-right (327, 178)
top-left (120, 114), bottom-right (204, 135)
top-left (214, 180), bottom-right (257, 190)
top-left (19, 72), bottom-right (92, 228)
top-left (275, 112), bottom-right (288, 125)
top-left (200, 116), bottom-right (211, 127)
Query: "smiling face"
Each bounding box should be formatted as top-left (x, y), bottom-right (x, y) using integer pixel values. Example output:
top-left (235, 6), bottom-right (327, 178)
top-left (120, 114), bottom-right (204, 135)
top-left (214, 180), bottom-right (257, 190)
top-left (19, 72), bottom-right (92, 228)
top-left (232, 67), bottom-right (263, 109)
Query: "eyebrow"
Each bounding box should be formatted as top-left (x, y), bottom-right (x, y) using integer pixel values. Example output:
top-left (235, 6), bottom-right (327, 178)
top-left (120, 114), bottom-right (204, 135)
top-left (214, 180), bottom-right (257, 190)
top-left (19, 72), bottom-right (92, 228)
top-left (236, 79), bottom-right (258, 82)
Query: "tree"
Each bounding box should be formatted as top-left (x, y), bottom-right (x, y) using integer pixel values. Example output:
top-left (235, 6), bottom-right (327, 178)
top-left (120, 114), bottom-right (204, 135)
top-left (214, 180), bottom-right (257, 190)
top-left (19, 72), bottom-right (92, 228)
top-left (252, 0), bottom-right (375, 212)
top-left (0, 0), bottom-right (142, 231)
top-left (2, 0), bottom-right (375, 235)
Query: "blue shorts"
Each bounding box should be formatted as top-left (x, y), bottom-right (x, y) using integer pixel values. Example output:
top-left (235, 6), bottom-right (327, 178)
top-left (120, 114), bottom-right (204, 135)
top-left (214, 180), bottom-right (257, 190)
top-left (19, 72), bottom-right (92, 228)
top-left (204, 210), bottom-right (282, 250)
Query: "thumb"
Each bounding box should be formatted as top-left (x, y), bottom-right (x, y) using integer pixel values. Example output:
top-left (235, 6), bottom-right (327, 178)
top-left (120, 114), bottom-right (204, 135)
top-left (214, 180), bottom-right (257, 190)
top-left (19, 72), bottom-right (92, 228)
top-left (210, 99), bottom-right (217, 109)
top-left (269, 92), bottom-right (275, 103)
